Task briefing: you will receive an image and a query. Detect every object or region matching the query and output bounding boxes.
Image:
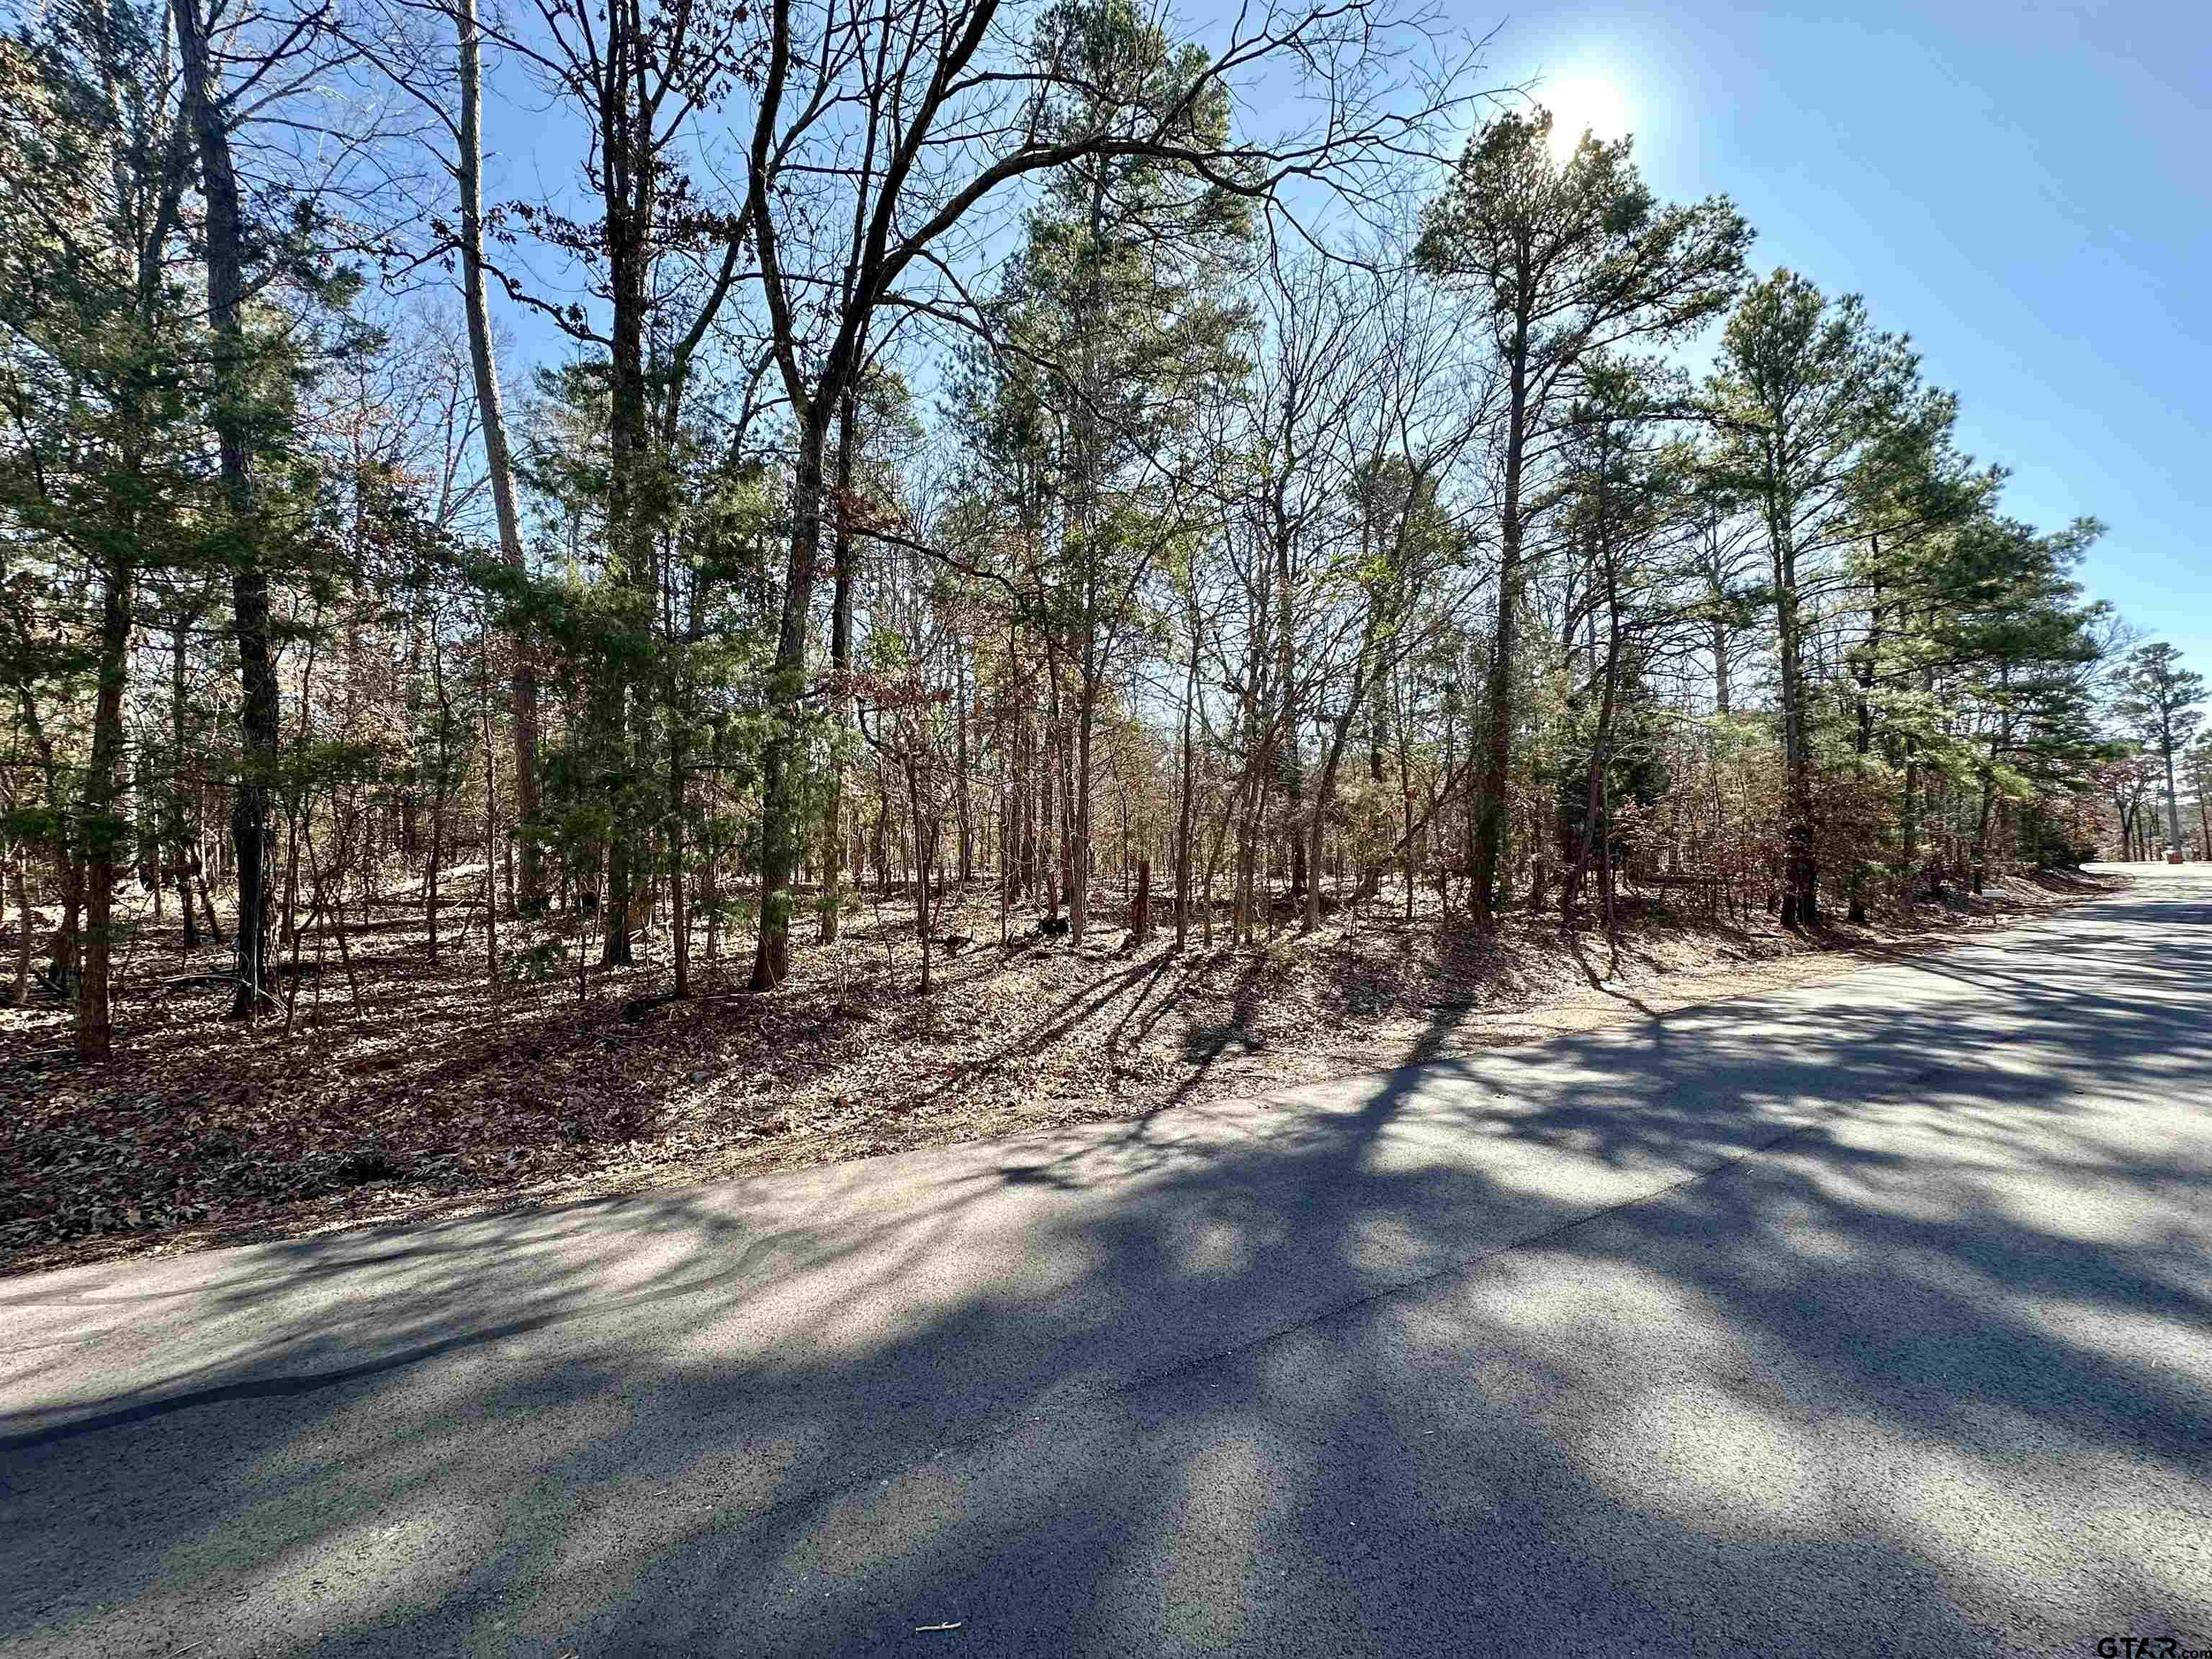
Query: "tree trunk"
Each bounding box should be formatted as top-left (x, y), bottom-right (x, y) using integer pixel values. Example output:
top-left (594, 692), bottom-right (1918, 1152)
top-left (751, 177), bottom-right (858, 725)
top-left (425, 790), bottom-right (445, 964)
top-left (1174, 619), bottom-right (1197, 952)
top-left (956, 645), bottom-right (973, 885)
top-left (1020, 711), bottom-right (1038, 902)
top-left (905, 756), bottom-right (933, 995)
top-left (174, 0), bottom-right (278, 1018)
top-left (425, 628), bottom-right (454, 966)
top-left (196, 862), bottom-right (225, 945)
top-left (9, 850), bottom-right (32, 1007)
top-left (169, 624), bottom-right (197, 953)
top-left (1970, 685), bottom-right (2013, 894)
top-left (751, 401), bottom-right (833, 989)
top-left (1972, 773), bottom-right (1996, 894)
top-left (1565, 595), bottom-right (1623, 927)
top-left (455, 0), bottom-right (541, 917)
top-left (481, 643), bottom-right (502, 994)
top-left (1071, 695), bottom-right (1094, 942)
top-left (668, 721), bottom-right (688, 999)
top-left (1848, 557), bottom-right (1880, 924)
top-left (1277, 553), bottom-right (1305, 899)
top-left (1901, 747), bottom-right (1920, 899)
top-left (1470, 319), bottom-right (1529, 923)
top-left (75, 555), bottom-right (135, 1061)
top-left (596, 50), bottom-right (661, 971)
top-left (1768, 484), bottom-right (1816, 930)
top-left (875, 748), bottom-right (893, 899)
top-left (2163, 740), bottom-right (2185, 854)
top-left (819, 389), bottom-right (858, 944)
top-left (46, 855), bottom-right (82, 1004)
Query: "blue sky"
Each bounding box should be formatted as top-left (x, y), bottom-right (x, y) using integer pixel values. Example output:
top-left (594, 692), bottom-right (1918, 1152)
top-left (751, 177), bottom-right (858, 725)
top-left (1484, 0), bottom-right (2211, 670)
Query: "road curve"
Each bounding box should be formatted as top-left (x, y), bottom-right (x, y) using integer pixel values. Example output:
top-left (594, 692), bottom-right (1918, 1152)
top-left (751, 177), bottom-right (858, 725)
top-left (4, 865), bottom-right (2208, 1656)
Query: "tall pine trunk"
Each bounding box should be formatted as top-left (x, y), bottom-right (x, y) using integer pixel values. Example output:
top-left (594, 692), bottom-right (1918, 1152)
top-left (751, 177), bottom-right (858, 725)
top-left (76, 558), bottom-right (133, 1060)
top-left (1767, 480), bottom-right (1817, 930)
top-left (455, 0), bottom-right (542, 915)
top-left (819, 390), bottom-right (857, 944)
top-left (1566, 567), bottom-right (1624, 925)
top-left (1174, 613), bottom-right (1197, 951)
top-left (174, 0), bottom-right (279, 1018)
top-left (1848, 556), bottom-right (1881, 923)
top-left (168, 623), bottom-right (197, 951)
top-left (1470, 322), bottom-right (1529, 922)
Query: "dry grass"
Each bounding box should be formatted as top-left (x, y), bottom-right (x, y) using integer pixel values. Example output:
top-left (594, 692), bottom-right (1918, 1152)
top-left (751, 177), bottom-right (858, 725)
top-left (0, 866), bottom-right (2123, 1277)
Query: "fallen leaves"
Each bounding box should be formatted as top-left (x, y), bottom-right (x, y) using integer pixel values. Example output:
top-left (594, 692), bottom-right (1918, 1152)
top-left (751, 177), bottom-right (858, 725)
top-left (0, 871), bottom-right (2112, 1277)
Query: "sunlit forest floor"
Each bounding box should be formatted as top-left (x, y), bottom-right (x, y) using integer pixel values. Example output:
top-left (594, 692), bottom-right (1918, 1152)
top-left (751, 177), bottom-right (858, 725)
top-left (1, 867), bottom-right (2121, 1275)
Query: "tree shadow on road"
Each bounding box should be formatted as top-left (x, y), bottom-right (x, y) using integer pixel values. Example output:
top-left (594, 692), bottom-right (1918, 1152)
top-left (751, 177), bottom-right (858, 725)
top-left (4, 893), bottom-right (2209, 1655)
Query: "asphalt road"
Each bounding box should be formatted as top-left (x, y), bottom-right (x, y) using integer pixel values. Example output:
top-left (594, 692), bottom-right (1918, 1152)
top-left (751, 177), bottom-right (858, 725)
top-left (4, 866), bottom-right (2209, 1658)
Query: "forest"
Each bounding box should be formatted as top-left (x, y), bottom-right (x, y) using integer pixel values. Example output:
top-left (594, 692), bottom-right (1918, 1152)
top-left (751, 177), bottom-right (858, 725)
top-left (3, 0), bottom-right (2207, 1258)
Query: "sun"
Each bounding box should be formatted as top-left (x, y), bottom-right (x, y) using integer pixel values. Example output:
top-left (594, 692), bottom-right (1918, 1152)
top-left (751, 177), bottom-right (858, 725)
top-left (1537, 71), bottom-right (1631, 165)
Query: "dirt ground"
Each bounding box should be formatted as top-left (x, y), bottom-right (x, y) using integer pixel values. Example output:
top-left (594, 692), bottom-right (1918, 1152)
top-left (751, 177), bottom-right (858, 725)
top-left (0, 867), bottom-right (2123, 1277)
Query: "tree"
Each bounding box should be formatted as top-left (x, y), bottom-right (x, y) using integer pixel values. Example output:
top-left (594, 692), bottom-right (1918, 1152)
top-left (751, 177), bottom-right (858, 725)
top-left (1552, 357), bottom-right (1685, 928)
top-left (2182, 733), bottom-right (2212, 860)
top-left (168, 0), bottom-right (378, 1014)
top-left (453, 0), bottom-right (543, 915)
top-left (3, 0), bottom-right (201, 1056)
top-left (1830, 393), bottom-right (1998, 917)
top-left (958, 4), bottom-right (1254, 942)
top-left (2118, 642), bottom-right (2205, 857)
top-left (169, 0), bottom-right (286, 1017)
top-left (490, 0), bottom-right (752, 967)
top-left (1277, 260), bottom-right (1485, 935)
top-left (1415, 108), bottom-right (1748, 921)
top-left (739, 0), bottom-right (1485, 989)
top-left (1704, 271), bottom-right (1923, 927)
top-left (338, 0), bottom-right (562, 922)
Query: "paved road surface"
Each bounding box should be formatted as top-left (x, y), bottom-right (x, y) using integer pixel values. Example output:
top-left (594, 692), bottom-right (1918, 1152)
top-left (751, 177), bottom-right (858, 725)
top-left (4, 866), bottom-right (2209, 1657)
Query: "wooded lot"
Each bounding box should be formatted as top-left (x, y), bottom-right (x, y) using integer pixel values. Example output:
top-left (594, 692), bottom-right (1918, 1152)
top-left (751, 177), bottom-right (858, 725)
top-left (2, 0), bottom-right (2206, 1262)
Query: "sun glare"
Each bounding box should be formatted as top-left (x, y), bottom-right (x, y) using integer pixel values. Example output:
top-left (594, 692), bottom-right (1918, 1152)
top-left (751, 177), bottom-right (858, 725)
top-left (1538, 71), bottom-right (1631, 165)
